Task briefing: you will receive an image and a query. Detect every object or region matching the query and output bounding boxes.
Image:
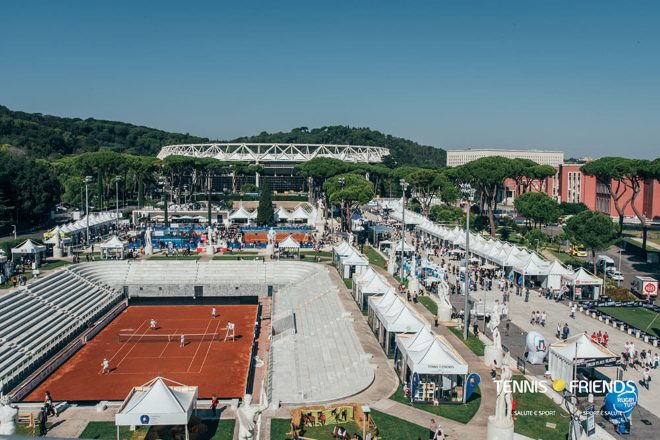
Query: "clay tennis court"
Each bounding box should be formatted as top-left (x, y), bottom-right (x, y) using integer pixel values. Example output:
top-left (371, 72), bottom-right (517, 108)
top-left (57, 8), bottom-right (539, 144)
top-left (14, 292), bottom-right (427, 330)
top-left (24, 305), bottom-right (258, 402)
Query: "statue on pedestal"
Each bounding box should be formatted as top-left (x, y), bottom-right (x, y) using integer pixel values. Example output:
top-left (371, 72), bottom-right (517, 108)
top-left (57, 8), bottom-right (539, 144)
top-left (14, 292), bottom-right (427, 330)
top-left (237, 391), bottom-right (268, 440)
top-left (0, 393), bottom-right (18, 436)
top-left (388, 248), bottom-right (396, 276)
top-left (495, 363), bottom-right (513, 422)
top-left (144, 227), bottom-right (153, 255)
top-left (488, 308), bottom-right (502, 351)
top-left (408, 258), bottom-right (419, 295)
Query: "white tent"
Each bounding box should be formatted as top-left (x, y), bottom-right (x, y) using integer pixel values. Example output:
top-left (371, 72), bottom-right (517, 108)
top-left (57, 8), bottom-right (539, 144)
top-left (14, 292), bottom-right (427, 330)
top-left (356, 273), bottom-right (393, 310)
top-left (548, 334), bottom-right (619, 393)
top-left (274, 206), bottom-right (290, 222)
top-left (338, 250), bottom-right (369, 280)
top-left (397, 326), bottom-right (468, 375)
top-left (115, 377), bottom-right (198, 440)
top-left (100, 235), bottom-right (128, 259)
top-left (0, 249), bottom-right (7, 264)
top-left (11, 239), bottom-right (47, 266)
top-left (289, 205), bottom-right (312, 222)
top-left (279, 235), bottom-right (300, 249)
top-left (562, 268), bottom-right (603, 301)
top-left (333, 241), bottom-right (354, 259)
top-left (546, 260), bottom-right (573, 290)
top-left (391, 239), bottom-right (415, 254)
top-left (229, 206), bottom-right (253, 222)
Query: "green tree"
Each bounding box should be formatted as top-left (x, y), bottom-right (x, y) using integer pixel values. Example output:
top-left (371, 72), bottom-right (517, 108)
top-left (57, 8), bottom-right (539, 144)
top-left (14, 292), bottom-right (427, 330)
top-left (257, 181), bottom-right (274, 226)
top-left (564, 211), bottom-right (617, 272)
top-left (524, 228), bottom-right (549, 252)
top-left (324, 174), bottom-right (374, 232)
top-left (581, 157), bottom-right (633, 236)
top-left (453, 156), bottom-right (513, 236)
top-left (620, 159), bottom-right (660, 251)
top-left (514, 192), bottom-right (561, 228)
top-left (559, 202), bottom-right (588, 216)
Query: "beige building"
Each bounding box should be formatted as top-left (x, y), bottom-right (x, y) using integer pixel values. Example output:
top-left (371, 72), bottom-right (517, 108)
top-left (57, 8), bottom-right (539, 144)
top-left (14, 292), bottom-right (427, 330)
top-left (446, 149), bottom-right (564, 167)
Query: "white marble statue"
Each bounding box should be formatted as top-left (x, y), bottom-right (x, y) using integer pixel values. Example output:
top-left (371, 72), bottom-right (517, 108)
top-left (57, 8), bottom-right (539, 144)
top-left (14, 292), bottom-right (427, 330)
top-left (237, 391), bottom-right (268, 440)
top-left (408, 258), bottom-right (419, 295)
top-left (0, 393), bottom-right (18, 436)
top-left (488, 309), bottom-right (502, 351)
top-left (388, 248), bottom-right (396, 276)
top-left (495, 364), bottom-right (513, 423)
top-left (267, 228), bottom-right (276, 246)
top-left (207, 225), bottom-right (214, 245)
top-left (144, 227), bottom-right (153, 248)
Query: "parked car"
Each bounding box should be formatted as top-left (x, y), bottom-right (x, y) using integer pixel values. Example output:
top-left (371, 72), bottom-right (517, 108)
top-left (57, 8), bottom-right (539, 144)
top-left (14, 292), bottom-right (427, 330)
top-left (607, 271), bottom-right (624, 282)
top-left (569, 244), bottom-right (588, 257)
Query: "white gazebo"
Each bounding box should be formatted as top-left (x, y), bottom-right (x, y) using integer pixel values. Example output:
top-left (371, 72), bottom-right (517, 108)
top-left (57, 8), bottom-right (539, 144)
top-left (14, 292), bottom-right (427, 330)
top-left (229, 206), bottom-right (254, 224)
top-left (11, 239), bottom-right (47, 267)
top-left (274, 206), bottom-right (291, 223)
top-left (548, 334), bottom-right (619, 393)
top-left (115, 377), bottom-right (198, 440)
top-left (395, 326), bottom-right (469, 403)
top-left (278, 234), bottom-right (301, 259)
top-left (562, 267), bottom-right (603, 301)
top-left (100, 235), bottom-right (128, 260)
top-left (289, 205), bottom-right (312, 224)
top-left (337, 249), bottom-right (369, 280)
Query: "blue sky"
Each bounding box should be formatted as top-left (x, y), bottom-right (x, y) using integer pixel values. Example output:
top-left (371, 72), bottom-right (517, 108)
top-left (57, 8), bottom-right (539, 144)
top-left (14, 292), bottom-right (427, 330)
top-left (1, 1), bottom-right (659, 158)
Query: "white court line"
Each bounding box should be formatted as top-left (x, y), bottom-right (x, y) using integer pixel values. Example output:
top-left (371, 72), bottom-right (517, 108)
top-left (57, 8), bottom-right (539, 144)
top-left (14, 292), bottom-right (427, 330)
top-left (99, 319), bottom-right (148, 374)
top-left (113, 322), bottom-right (158, 369)
top-left (196, 319), bottom-right (223, 373)
top-left (158, 327), bottom-right (179, 358)
top-left (186, 319), bottom-right (214, 373)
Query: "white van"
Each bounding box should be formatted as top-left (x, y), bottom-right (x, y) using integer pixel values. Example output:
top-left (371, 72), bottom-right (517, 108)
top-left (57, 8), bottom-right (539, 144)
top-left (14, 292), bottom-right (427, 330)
top-left (596, 255), bottom-right (615, 273)
top-left (630, 276), bottom-right (658, 298)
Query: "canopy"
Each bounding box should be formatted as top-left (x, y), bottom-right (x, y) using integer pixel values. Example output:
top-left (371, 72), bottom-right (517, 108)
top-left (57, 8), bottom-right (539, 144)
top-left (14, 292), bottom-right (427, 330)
top-left (390, 240), bottom-right (415, 253)
top-left (373, 292), bottom-right (425, 333)
top-left (333, 241), bottom-right (353, 256)
top-left (279, 235), bottom-right (300, 249)
top-left (339, 251), bottom-right (368, 266)
top-left (397, 326), bottom-right (468, 375)
top-left (563, 268), bottom-right (603, 286)
top-left (229, 206), bottom-right (253, 220)
top-left (274, 206), bottom-right (290, 221)
top-left (548, 334), bottom-right (619, 393)
top-left (11, 239), bottom-right (47, 255)
top-left (115, 377), bottom-right (197, 427)
top-left (101, 235), bottom-right (127, 249)
top-left (289, 205), bottom-right (312, 221)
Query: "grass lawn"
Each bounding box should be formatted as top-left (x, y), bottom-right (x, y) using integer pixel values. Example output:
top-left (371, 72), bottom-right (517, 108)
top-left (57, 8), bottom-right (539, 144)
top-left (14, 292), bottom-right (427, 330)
top-left (418, 295), bottom-right (438, 316)
top-left (343, 279), bottom-right (353, 289)
top-left (389, 383), bottom-right (481, 424)
top-left (212, 255), bottom-right (261, 260)
top-left (15, 422), bottom-right (52, 436)
top-left (270, 409), bottom-right (427, 440)
top-left (547, 249), bottom-right (573, 265)
top-left (80, 419), bottom-right (235, 440)
top-left (301, 250), bottom-right (334, 258)
top-left (597, 306), bottom-right (660, 338)
top-left (365, 245), bottom-right (387, 268)
top-left (512, 375), bottom-right (570, 440)
top-left (39, 259), bottom-right (71, 270)
top-left (448, 326), bottom-right (485, 356)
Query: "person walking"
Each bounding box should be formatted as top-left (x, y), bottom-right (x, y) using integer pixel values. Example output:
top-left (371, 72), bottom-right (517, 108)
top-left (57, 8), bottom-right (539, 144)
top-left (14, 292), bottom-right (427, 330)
top-left (429, 419), bottom-right (438, 440)
top-left (562, 323), bottom-right (570, 340)
top-left (643, 368), bottom-right (651, 390)
top-left (556, 323), bottom-right (562, 339)
top-left (45, 391), bottom-right (57, 417)
top-left (101, 357), bottom-right (110, 374)
top-left (211, 394), bottom-right (219, 417)
top-left (570, 304), bottom-right (576, 319)
top-left (505, 319), bottom-right (510, 336)
top-left (37, 406), bottom-right (48, 436)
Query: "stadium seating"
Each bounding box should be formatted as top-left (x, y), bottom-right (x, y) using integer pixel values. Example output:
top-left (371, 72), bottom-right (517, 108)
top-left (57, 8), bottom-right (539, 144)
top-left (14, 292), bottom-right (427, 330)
top-left (0, 268), bottom-right (122, 393)
top-left (270, 266), bottom-right (374, 404)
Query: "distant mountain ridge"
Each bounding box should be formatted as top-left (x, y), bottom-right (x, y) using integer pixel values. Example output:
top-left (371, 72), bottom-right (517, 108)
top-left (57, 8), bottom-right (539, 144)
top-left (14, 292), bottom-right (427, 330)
top-left (0, 105), bottom-right (446, 167)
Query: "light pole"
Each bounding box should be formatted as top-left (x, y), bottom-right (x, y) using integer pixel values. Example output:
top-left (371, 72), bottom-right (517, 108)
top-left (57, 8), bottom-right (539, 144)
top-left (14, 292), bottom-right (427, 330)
top-left (399, 179), bottom-right (409, 282)
top-left (115, 176), bottom-right (122, 233)
top-left (617, 247), bottom-right (624, 287)
top-left (84, 176), bottom-right (93, 247)
top-left (338, 177), bottom-right (346, 236)
top-left (11, 224), bottom-right (17, 240)
top-left (183, 184), bottom-right (188, 204)
top-left (460, 183), bottom-right (476, 340)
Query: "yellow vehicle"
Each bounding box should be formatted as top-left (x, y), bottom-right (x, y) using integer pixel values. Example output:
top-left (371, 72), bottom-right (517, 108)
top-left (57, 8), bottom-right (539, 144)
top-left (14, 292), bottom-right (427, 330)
top-left (569, 244), bottom-right (588, 257)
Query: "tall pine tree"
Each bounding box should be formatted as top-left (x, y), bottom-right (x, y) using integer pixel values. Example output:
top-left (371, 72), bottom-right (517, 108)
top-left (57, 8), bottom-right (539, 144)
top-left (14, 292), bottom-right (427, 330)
top-left (257, 181), bottom-right (274, 226)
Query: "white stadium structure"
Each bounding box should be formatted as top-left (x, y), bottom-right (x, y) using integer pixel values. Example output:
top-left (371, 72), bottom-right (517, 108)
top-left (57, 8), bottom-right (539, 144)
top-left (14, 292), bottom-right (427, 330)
top-left (157, 143), bottom-right (390, 192)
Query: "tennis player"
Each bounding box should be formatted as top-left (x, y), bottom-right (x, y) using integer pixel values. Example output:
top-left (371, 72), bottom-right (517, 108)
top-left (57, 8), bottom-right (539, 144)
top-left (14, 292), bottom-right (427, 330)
top-left (150, 319), bottom-right (157, 330)
top-left (101, 358), bottom-right (110, 374)
top-left (211, 307), bottom-right (217, 318)
top-left (180, 334), bottom-right (185, 347)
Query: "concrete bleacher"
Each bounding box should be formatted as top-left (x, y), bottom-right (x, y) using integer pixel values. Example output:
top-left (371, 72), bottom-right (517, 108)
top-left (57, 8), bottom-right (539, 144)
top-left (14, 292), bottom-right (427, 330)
top-left (270, 266), bottom-right (375, 404)
top-left (0, 268), bottom-right (122, 393)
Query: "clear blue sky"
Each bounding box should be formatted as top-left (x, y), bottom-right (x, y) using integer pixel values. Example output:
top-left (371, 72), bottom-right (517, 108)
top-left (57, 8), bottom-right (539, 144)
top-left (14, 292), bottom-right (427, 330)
top-left (1, 1), bottom-right (659, 158)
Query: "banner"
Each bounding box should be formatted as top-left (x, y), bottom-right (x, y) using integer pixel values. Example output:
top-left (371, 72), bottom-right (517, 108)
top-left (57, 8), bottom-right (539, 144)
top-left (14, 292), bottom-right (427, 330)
top-left (465, 372), bottom-right (481, 402)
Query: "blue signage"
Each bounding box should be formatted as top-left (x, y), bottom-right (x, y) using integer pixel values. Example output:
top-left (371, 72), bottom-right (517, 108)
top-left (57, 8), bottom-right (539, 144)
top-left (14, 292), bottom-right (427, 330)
top-left (465, 373), bottom-right (481, 402)
top-left (140, 415), bottom-right (150, 424)
top-left (603, 381), bottom-right (638, 424)
top-left (411, 372), bottom-right (420, 403)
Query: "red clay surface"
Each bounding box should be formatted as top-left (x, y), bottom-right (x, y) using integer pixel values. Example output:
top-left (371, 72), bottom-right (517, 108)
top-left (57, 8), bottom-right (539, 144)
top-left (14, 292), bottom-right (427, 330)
top-left (242, 232), bottom-right (313, 244)
top-left (25, 305), bottom-right (257, 402)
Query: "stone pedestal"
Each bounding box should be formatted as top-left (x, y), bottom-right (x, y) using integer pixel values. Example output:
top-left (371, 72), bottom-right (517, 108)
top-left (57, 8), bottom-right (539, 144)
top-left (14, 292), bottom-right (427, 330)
top-left (53, 246), bottom-right (63, 258)
top-left (145, 245), bottom-right (153, 256)
top-left (437, 303), bottom-right (452, 322)
top-left (206, 245), bottom-right (215, 256)
top-left (484, 345), bottom-right (504, 368)
top-left (487, 416), bottom-right (514, 440)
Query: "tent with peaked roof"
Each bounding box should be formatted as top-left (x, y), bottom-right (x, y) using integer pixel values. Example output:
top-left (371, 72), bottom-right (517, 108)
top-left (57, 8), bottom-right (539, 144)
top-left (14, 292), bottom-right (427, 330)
top-left (11, 239), bottom-right (47, 266)
top-left (548, 334), bottom-right (619, 393)
top-left (278, 234), bottom-right (301, 259)
top-left (115, 377), bottom-right (198, 440)
top-left (562, 267), bottom-right (603, 301)
top-left (100, 235), bottom-right (128, 259)
top-left (274, 206), bottom-right (291, 222)
top-left (229, 206), bottom-right (254, 223)
top-left (395, 326), bottom-right (469, 403)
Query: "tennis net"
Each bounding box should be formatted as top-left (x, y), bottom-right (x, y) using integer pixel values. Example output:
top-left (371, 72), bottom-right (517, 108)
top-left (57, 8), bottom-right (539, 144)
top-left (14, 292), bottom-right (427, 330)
top-left (117, 332), bottom-right (220, 343)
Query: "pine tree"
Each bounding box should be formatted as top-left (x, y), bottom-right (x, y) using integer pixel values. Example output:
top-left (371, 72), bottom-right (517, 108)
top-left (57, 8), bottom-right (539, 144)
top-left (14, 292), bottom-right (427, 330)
top-left (257, 181), bottom-right (274, 226)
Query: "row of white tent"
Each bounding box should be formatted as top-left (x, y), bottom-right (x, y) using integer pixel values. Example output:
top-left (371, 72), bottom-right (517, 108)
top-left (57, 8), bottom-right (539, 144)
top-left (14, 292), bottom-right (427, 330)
top-left (333, 241), bottom-right (369, 279)
top-left (44, 212), bottom-right (119, 242)
top-left (383, 199), bottom-right (601, 291)
top-left (228, 204), bottom-right (316, 224)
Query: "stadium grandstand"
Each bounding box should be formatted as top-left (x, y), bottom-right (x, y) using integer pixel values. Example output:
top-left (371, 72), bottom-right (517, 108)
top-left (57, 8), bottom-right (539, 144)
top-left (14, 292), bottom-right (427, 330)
top-left (157, 143), bottom-right (390, 192)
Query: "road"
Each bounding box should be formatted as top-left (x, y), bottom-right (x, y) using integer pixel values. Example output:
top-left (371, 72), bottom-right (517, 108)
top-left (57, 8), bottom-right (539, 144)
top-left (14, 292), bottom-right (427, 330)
top-left (602, 244), bottom-right (660, 300)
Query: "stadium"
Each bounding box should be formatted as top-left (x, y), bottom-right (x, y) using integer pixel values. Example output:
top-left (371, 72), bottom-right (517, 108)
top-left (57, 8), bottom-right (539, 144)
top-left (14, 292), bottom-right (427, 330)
top-left (157, 143), bottom-right (390, 192)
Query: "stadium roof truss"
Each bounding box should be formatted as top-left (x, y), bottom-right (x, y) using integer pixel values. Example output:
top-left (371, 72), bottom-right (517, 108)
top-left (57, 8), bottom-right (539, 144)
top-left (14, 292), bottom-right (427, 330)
top-left (157, 143), bottom-right (389, 164)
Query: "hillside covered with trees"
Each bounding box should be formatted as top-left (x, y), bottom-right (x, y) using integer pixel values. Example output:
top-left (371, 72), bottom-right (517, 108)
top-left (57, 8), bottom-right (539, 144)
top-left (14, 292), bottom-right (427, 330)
top-left (0, 105), bottom-right (446, 167)
top-left (232, 126), bottom-right (446, 167)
